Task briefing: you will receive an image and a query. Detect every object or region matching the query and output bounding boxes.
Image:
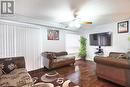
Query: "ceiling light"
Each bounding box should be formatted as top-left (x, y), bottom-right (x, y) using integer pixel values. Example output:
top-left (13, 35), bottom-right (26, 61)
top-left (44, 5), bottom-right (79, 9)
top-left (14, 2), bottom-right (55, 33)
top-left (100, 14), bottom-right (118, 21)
top-left (69, 18), bottom-right (81, 28)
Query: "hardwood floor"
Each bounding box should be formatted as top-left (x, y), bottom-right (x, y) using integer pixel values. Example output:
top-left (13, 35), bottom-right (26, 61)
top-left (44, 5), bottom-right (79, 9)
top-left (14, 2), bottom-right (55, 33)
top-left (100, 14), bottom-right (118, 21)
top-left (29, 60), bottom-right (123, 87)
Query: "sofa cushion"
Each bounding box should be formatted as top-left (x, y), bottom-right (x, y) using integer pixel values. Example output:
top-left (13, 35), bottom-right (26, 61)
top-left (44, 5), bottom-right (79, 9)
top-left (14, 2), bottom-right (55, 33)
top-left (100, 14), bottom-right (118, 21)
top-left (54, 55), bottom-right (75, 62)
top-left (0, 68), bottom-right (34, 87)
top-left (0, 58), bottom-right (17, 74)
top-left (109, 52), bottom-right (126, 59)
top-left (54, 52), bottom-right (68, 57)
top-left (42, 52), bottom-right (56, 60)
top-left (116, 54), bottom-right (127, 59)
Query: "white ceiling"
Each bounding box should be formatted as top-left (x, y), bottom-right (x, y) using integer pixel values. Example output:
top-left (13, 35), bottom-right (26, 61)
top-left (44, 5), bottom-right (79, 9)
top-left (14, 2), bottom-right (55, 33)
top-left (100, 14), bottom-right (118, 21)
top-left (5, 0), bottom-right (130, 29)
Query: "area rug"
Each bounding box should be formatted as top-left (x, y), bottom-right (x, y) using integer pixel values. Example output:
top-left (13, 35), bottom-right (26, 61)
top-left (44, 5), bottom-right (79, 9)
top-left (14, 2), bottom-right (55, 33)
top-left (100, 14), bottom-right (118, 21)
top-left (32, 71), bottom-right (80, 87)
top-left (34, 80), bottom-right (80, 87)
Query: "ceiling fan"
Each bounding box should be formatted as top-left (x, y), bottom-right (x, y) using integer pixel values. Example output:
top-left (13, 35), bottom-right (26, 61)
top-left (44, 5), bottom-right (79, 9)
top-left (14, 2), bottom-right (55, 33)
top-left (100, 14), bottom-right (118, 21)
top-left (72, 10), bottom-right (93, 25)
top-left (65, 0), bottom-right (92, 28)
top-left (67, 10), bottom-right (92, 28)
top-left (69, 0), bottom-right (93, 25)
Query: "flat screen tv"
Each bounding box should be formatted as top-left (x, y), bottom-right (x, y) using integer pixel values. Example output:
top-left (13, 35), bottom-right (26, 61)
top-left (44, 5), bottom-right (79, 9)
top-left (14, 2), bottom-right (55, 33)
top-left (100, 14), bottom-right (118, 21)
top-left (90, 32), bottom-right (112, 46)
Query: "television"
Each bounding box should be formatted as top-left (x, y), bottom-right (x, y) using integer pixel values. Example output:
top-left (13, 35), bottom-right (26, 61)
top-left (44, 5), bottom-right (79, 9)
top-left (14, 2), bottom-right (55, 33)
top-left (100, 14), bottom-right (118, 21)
top-left (89, 32), bottom-right (112, 46)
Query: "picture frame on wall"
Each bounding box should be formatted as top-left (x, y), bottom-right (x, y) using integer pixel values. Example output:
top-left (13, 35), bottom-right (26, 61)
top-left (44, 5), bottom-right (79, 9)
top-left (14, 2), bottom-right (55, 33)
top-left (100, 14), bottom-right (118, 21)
top-left (118, 21), bottom-right (129, 33)
top-left (47, 30), bottom-right (59, 40)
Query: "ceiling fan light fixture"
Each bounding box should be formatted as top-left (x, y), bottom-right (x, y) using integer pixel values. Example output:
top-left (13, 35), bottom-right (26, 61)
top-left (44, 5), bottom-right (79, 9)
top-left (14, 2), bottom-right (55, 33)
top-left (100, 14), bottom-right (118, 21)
top-left (81, 21), bottom-right (92, 24)
top-left (69, 19), bottom-right (81, 28)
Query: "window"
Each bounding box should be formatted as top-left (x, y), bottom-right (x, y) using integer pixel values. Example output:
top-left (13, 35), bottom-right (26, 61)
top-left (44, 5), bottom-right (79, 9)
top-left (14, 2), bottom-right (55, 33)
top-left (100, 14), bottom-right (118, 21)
top-left (65, 34), bottom-right (80, 54)
top-left (0, 22), bottom-right (42, 71)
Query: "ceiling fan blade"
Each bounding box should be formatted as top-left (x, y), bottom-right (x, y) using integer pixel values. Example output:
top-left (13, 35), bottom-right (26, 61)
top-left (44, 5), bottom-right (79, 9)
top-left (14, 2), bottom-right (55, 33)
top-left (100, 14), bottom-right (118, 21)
top-left (81, 21), bottom-right (93, 24)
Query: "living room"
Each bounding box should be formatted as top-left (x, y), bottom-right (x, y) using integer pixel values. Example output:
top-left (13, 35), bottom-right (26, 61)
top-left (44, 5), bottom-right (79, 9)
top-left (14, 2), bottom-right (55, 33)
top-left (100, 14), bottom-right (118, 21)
top-left (0, 0), bottom-right (130, 87)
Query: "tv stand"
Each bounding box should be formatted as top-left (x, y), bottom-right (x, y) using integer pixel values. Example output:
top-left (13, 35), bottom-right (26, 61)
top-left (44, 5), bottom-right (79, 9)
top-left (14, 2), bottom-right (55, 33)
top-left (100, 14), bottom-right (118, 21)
top-left (95, 46), bottom-right (104, 56)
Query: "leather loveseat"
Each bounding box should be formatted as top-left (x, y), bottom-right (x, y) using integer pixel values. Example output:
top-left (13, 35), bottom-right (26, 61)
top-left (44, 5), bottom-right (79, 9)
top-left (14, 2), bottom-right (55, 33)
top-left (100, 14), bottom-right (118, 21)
top-left (0, 57), bottom-right (34, 87)
top-left (41, 51), bottom-right (75, 69)
top-left (94, 52), bottom-right (130, 87)
top-left (0, 57), bottom-right (63, 87)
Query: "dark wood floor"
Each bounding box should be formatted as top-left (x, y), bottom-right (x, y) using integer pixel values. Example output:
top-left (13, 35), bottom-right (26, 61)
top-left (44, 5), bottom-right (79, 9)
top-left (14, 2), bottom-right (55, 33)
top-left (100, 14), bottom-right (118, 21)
top-left (29, 60), bottom-right (123, 87)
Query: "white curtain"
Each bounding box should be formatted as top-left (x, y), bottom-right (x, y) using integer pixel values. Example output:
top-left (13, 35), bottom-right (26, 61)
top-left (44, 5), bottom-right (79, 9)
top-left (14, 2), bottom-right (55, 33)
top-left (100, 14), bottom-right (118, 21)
top-left (0, 22), bottom-right (43, 71)
top-left (0, 24), bottom-right (16, 57)
top-left (65, 34), bottom-right (80, 54)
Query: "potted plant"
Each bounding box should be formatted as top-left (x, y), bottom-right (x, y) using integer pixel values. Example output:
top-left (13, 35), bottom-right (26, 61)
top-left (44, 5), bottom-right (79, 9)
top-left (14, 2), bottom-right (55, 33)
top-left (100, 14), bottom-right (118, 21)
top-left (79, 36), bottom-right (87, 60)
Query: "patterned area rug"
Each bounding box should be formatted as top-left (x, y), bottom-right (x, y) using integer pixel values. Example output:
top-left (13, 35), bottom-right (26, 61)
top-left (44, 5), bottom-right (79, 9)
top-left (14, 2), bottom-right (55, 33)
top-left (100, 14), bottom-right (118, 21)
top-left (32, 71), bottom-right (79, 87)
top-left (35, 80), bottom-right (79, 87)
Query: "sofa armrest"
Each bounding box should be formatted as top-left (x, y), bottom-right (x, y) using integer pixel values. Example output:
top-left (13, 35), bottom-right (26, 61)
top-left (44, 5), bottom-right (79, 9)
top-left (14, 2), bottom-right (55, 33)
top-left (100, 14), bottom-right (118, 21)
top-left (41, 52), bottom-right (54, 68)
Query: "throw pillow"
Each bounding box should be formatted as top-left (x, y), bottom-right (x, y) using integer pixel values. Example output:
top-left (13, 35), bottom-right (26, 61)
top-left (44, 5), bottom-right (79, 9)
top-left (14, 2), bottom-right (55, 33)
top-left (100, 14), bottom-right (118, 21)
top-left (0, 64), bottom-right (3, 76)
top-left (1, 58), bottom-right (17, 74)
top-left (116, 54), bottom-right (126, 59)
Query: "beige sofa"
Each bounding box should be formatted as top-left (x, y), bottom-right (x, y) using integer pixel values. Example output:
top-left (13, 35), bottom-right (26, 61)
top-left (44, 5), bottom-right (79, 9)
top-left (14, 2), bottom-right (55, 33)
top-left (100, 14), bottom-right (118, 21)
top-left (0, 57), bottom-right (34, 87)
top-left (94, 52), bottom-right (130, 87)
top-left (41, 51), bottom-right (75, 69)
top-left (0, 57), bottom-right (56, 87)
